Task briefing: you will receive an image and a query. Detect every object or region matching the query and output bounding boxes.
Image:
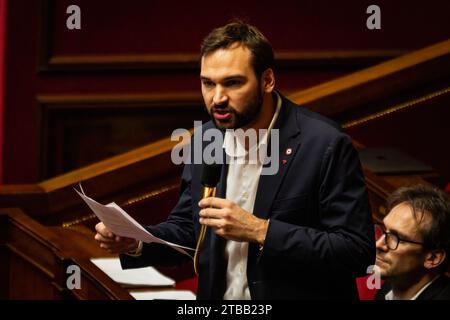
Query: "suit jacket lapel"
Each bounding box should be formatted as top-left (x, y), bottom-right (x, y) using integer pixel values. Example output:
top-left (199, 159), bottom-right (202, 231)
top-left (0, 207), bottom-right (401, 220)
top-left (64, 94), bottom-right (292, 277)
top-left (416, 276), bottom-right (449, 300)
top-left (252, 96), bottom-right (301, 220)
top-left (247, 96), bottom-right (302, 294)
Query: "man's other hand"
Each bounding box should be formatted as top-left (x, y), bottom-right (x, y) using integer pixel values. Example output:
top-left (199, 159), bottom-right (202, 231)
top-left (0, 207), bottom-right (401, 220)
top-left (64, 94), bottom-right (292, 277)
top-left (198, 197), bottom-right (269, 244)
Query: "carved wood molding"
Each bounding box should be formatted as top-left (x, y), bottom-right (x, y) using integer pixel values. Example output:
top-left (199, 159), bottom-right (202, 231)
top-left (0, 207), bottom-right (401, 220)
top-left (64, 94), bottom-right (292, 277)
top-left (37, 1), bottom-right (404, 73)
top-left (39, 50), bottom-right (406, 73)
top-left (37, 92), bottom-right (203, 105)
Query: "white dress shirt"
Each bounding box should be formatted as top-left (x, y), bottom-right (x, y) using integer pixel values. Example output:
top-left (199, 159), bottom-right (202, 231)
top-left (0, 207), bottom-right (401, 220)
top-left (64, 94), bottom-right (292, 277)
top-left (222, 92), bottom-right (281, 300)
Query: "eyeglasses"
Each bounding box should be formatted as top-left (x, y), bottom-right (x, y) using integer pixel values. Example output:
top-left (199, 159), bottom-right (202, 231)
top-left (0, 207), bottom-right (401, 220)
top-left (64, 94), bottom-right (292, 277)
top-left (374, 224), bottom-right (425, 250)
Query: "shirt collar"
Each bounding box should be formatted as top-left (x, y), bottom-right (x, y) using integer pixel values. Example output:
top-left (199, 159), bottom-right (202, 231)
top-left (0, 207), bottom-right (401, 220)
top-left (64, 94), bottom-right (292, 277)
top-left (223, 91), bottom-right (282, 159)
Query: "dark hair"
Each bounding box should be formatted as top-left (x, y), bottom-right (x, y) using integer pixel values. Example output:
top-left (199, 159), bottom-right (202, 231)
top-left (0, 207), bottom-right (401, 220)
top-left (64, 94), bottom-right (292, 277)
top-left (200, 20), bottom-right (274, 79)
top-left (388, 185), bottom-right (450, 271)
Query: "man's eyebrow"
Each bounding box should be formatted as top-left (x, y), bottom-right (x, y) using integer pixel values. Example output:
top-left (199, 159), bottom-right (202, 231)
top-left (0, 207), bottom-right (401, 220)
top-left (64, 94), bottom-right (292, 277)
top-left (222, 75), bottom-right (246, 81)
top-left (200, 75), bottom-right (246, 81)
top-left (387, 228), bottom-right (409, 239)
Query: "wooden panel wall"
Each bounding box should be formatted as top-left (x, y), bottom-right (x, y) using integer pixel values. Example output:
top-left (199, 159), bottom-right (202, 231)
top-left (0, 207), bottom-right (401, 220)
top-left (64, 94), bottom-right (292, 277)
top-left (37, 93), bottom-right (206, 179)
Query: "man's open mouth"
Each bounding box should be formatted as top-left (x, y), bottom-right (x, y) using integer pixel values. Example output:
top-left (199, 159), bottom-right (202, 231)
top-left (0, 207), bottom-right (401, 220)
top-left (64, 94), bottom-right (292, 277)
top-left (213, 109), bottom-right (232, 120)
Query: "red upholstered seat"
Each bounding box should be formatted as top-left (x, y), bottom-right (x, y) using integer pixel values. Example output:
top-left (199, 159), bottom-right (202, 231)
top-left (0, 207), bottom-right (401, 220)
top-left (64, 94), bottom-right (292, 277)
top-left (356, 275), bottom-right (382, 300)
top-left (175, 276), bottom-right (198, 294)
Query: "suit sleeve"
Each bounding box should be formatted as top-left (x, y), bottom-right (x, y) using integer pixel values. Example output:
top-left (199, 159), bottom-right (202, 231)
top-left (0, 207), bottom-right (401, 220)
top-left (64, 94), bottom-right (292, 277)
top-left (261, 133), bottom-right (375, 277)
top-left (120, 163), bottom-right (196, 269)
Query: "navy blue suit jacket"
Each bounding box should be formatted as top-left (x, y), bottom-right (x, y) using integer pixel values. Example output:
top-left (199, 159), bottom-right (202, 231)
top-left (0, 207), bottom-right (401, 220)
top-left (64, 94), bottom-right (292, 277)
top-left (120, 94), bottom-right (375, 300)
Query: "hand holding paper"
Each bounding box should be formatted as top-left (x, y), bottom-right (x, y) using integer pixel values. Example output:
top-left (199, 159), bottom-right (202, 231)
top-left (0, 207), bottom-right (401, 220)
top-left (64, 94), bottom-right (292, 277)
top-left (75, 186), bottom-right (194, 257)
top-left (94, 222), bottom-right (139, 254)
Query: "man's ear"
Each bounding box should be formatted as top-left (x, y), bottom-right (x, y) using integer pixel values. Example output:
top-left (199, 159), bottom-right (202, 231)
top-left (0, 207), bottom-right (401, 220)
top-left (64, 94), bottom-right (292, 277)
top-left (261, 68), bottom-right (275, 93)
top-left (424, 249), bottom-right (446, 270)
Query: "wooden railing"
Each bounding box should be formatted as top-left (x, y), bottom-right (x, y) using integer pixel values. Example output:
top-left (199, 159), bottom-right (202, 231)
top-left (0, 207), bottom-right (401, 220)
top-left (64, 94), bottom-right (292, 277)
top-left (0, 136), bottom-right (185, 225)
top-left (0, 207), bottom-right (133, 299)
top-left (289, 39), bottom-right (450, 120)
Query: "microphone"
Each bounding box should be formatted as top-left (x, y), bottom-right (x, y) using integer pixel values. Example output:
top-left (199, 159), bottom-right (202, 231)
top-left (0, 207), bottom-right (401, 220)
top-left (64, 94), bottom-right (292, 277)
top-left (194, 163), bottom-right (222, 275)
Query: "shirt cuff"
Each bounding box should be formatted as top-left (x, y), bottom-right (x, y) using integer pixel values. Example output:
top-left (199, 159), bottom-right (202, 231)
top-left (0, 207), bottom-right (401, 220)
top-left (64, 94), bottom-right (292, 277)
top-left (125, 240), bottom-right (143, 257)
top-left (259, 219), bottom-right (270, 252)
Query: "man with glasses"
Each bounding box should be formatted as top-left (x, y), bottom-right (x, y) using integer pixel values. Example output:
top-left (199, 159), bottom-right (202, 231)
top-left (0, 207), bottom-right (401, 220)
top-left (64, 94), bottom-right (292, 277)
top-left (375, 185), bottom-right (450, 300)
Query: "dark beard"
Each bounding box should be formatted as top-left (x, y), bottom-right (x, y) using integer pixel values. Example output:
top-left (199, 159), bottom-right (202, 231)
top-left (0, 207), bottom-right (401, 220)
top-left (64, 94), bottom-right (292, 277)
top-left (208, 88), bottom-right (263, 130)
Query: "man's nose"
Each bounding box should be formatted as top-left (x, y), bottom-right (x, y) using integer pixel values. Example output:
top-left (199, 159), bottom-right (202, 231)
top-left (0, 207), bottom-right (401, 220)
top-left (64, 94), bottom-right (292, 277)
top-left (213, 87), bottom-right (228, 106)
top-left (375, 236), bottom-right (388, 252)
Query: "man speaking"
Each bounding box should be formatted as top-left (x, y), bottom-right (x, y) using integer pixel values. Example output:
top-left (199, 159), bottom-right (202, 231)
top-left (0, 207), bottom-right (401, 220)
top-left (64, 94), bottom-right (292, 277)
top-left (95, 21), bottom-right (375, 300)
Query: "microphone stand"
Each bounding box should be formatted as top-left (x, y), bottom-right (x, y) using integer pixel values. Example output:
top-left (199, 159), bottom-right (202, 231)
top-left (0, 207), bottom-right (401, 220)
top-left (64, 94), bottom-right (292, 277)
top-left (193, 186), bottom-right (216, 275)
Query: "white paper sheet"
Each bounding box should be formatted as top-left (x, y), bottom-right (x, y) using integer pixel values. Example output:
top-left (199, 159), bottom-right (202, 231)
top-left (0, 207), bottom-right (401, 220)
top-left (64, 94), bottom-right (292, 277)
top-left (90, 257), bottom-right (175, 287)
top-left (130, 290), bottom-right (196, 300)
top-left (75, 186), bottom-right (194, 257)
